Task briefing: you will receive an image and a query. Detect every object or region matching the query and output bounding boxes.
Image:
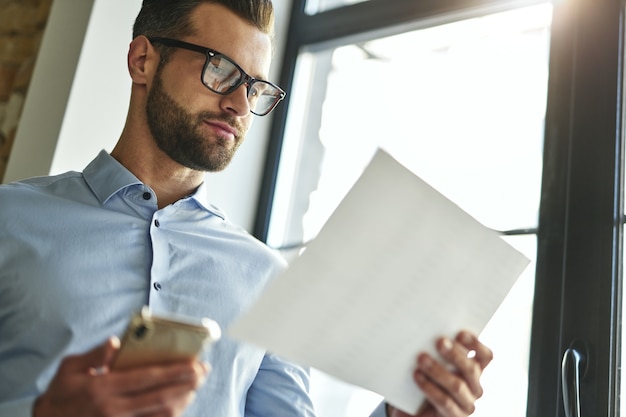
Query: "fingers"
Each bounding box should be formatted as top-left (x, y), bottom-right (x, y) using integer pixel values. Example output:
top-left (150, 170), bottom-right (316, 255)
top-left (111, 381), bottom-right (200, 416)
top-left (96, 361), bottom-right (208, 417)
top-left (455, 330), bottom-right (493, 370)
top-left (35, 338), bottom-right (210, 417)
top-left (415, 352), bottom-right (477, 416)
top-left (108, 360), bottom-right (209, 396)
top-left (414, 371), bottom-right (472, 417)
top-left (60, 337), bottom-right (121, 374)
top-left (414, 331), bottom-right (490, 417)
top-left (434, 336), bottom-right (482, 399)
top-left (451, 331), bottom-right (492, 398)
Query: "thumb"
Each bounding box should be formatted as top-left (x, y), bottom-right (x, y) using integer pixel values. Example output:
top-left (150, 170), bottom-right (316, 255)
top-left (61, 336), bottom-right (121, 374)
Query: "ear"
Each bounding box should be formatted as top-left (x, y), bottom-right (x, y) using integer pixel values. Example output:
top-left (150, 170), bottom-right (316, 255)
top-left (127, 36), bottom-right (159, 85)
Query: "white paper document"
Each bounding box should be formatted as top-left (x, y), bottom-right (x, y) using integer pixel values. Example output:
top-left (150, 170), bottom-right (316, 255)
top-left (229, 149), bottom-right (530, 414)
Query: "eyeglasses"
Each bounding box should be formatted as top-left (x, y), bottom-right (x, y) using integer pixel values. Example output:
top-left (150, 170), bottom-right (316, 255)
top-left (149, 37), bottom-right (286, 116)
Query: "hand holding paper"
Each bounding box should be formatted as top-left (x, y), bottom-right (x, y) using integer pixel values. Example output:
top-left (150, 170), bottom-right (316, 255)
top-left (390, 330), bottom-right (494, 417)
top-left (229, 149), bottom-right (529, 415)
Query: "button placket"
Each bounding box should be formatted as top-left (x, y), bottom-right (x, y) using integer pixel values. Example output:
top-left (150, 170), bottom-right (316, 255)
top-left (148, 212), bottom-right (169, 310)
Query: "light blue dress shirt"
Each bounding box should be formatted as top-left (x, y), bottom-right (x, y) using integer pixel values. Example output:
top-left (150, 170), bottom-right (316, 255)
top-left (0, 151), bottom-right (319, 416)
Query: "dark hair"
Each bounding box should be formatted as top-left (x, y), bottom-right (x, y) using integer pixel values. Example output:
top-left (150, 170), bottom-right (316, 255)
top-left (133, 0), bottom-right (275, 60)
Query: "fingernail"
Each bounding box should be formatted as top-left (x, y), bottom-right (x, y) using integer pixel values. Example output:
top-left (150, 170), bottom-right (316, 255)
top-left (89, 366), bottom-right (107, 376)
top-left (440, 337), bottom-right (453, 352)
top-left (187, 392), bottom-right (197, 405)
top-left (202, 362), bottom-right (212, 374)
top-left (460, 331), bottom-right (474, 345)
top-left (110, 336), bottom-right (121, 349)
top-left (419, 354), bottom-right (433, 369)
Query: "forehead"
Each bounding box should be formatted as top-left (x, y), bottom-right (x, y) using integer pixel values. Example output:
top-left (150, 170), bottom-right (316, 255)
top-left (188, 3), bottom-right (273, 78)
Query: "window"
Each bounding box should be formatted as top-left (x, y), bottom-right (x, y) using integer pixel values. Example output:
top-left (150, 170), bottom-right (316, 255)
top-left (256, 0), bottom-right (625, 415)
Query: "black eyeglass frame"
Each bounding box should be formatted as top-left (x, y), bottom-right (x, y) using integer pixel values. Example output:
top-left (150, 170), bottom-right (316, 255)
top-left (148, 37), bottom-right (286, 116)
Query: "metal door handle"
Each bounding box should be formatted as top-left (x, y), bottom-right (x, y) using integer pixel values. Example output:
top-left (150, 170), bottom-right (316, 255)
top-left (562, 347), bottom-right (586, 417)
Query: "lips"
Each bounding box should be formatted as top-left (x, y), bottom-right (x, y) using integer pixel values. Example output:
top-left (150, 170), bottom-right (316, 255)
top-left (204, 120), bottom-right (238, 140)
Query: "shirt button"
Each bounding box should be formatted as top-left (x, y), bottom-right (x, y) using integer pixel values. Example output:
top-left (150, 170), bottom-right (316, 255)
top-left (142, 192), bottom-right (151, 200)
top-left (153, 282), bottom-right (162, 291)
top-left (154, 219), bottom-right (160, 227)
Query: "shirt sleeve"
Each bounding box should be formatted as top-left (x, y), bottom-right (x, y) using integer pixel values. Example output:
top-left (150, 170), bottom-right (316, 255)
top-left (244, 353), bottom-right (316, 417)
top-left (0, 397), bottom-right (35, 417)
top-left (368, 401), bottom-right (388, 417)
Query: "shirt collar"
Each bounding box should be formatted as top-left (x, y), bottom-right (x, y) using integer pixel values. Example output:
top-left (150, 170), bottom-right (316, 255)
top-left (83, 150), bottom-right (227, 220)
top-left (83, 150), bottom-right (142, 205)
top-left (190, 182), bottom-right (227, 220)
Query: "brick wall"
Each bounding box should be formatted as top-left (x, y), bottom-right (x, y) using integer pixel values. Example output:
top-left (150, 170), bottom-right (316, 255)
top-left (0, 0), bottom-right (53, 182)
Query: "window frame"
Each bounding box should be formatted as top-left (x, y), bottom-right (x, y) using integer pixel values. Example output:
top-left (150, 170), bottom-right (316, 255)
top-left (528, 0), bottom-right (624, 415)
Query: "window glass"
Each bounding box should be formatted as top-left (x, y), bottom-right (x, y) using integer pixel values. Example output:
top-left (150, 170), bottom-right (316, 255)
top-left (268, 4), bottom-right (551, 416)
top-left (305, 0), bottom-right (370, 15)
top-left (270, 3), bottom-right (550, 249)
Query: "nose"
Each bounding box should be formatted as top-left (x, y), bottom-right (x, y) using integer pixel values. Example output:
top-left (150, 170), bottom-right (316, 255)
top-left (220, 84), bottom-right (251, 116)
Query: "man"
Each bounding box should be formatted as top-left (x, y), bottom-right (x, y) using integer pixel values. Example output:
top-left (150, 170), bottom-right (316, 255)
top-left (0, 1), bottom-right (492, 416)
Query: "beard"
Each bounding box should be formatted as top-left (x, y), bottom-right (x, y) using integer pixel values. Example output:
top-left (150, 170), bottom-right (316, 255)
top-left (145, 68), bottom-right (244, 172)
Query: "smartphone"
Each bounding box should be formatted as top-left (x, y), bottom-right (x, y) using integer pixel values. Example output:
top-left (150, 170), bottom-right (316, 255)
top-left (111, 306), bottom-right (221, 370)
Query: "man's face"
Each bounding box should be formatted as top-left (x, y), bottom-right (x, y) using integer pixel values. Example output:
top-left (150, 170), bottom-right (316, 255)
top-left (146, 65), bottom-right (243, 172)
top-left (145, 3), bottom-right (273, 172)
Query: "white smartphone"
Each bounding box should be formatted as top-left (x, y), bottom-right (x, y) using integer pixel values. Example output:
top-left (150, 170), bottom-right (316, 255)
top-left (111, 306), bottom-right (221, 370)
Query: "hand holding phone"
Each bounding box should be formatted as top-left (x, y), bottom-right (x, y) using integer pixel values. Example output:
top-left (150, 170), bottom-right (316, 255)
top-left (112, 306), bottom-right (221, 370)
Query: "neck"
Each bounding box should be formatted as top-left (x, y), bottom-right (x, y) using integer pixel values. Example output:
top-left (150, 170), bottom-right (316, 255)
top-left (111, 129), bottom-right (205, 209)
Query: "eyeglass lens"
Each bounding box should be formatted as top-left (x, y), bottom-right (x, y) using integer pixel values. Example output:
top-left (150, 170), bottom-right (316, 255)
top-left (202, 54), bottom-right (282, 115)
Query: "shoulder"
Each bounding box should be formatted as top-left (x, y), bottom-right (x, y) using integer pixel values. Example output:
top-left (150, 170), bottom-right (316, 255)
top-left (0, 171), bottom-right (90, 211)
top-left (1, 170), bottom-right (83, 191)
top-left (202, 207), bottom-right (288, 272)
top-left (219, 215), bottom-right (287, 269)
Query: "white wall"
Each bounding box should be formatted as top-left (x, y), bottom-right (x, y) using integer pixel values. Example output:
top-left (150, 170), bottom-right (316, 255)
top-left (4, 0), bottom-right (291, 232)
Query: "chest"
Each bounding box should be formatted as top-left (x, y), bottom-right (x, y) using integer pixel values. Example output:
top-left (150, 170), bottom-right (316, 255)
top-left (0, 201), bottom-right (282, 354)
